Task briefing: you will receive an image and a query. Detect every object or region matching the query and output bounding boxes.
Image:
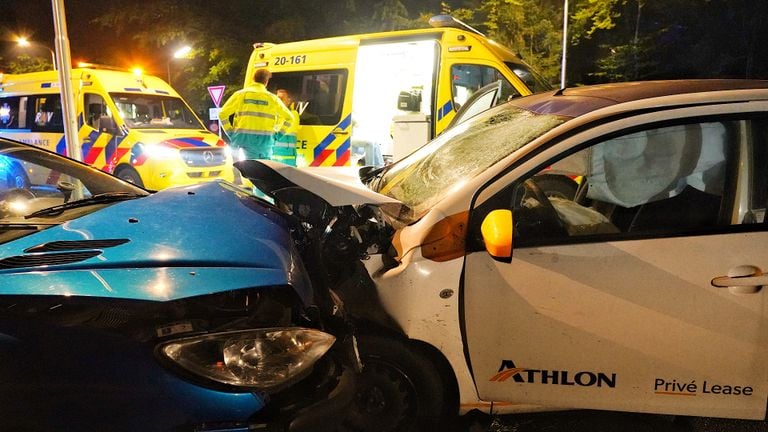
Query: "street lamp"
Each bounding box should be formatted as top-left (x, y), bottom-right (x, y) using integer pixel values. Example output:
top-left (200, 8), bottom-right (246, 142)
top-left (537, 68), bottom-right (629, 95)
top-left (167, 45), bottom-right (192, 85)
top-left (16, 37), bottom-right (57, 70)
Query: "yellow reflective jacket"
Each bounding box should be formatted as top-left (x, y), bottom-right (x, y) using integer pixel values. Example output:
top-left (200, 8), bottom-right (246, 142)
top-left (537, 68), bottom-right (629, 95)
top-left (219, 83), bottom-right (293, 159)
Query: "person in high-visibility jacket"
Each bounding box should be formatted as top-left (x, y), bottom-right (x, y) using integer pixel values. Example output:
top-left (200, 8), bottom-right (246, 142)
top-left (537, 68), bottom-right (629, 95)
top-left (273, 89), bottom-right (300, 166)
top-left (219, 69), bottom-right (292, 161)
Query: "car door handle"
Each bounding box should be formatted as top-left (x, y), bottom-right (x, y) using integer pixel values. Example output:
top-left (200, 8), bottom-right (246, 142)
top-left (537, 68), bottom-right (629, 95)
top-left (331, 128), bottom-right (349, 135)
top-left (711, 265), bottom-right (767, 294)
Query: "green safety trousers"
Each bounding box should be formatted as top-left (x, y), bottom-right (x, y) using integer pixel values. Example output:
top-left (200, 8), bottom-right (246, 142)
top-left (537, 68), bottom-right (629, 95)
top-left (272, 108), bottom-right (299, 166)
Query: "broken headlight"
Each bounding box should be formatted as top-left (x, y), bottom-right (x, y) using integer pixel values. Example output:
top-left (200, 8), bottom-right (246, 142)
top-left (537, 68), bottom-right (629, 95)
top-left (160, 327), bottom-right (335, 391)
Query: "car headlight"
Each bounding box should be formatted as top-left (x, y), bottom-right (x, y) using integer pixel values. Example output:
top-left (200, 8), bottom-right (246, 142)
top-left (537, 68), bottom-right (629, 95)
top-left (160, 327), bottom-right (335, 391)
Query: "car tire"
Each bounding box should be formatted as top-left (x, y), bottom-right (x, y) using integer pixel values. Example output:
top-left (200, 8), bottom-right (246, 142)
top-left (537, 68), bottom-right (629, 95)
top-left (115, 166), bottom-right (145, 188)
top-left (338, 335), bottom-right (451, 432)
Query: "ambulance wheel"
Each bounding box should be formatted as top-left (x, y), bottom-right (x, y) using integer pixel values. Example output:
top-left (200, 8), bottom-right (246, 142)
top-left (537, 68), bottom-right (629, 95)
top-left (340, 335), bottom-right (453, 432)
top-left (6, 160), bottom-right (29, 189)
top-left (115, 167), bottom-right (144, 188)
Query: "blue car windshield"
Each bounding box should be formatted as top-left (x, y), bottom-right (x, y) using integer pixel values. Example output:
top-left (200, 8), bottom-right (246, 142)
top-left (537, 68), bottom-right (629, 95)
top-left (376, 105), bottom-right (567, 221)
top-left (0, 139), bottom-right (148, 229)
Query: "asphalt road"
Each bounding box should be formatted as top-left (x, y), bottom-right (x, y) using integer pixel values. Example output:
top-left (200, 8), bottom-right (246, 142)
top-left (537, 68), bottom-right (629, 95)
top-left (459, 411), bottom-right (768, 432)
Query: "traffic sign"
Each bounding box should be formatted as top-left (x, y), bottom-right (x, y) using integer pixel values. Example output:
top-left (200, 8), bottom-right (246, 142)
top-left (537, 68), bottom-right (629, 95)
top-left (208, 85), bottom-right (226, 107)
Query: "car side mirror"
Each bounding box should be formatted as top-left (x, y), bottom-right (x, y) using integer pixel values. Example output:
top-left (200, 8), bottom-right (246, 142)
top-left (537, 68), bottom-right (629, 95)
top-left (99, 115), bottom-right (119, 135)
top-left (480, 209), bottom-right (513, 262)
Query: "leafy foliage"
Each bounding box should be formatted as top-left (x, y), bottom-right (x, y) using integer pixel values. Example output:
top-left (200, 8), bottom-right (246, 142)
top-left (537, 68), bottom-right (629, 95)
top-left (5, 0), bottom-right (761, 114)
top-left (442, 0), bottom-right (564, 85)
top-left (87, 0), bottom-right (432, 113)
top-left (7, 55), bottom-right (53, 74)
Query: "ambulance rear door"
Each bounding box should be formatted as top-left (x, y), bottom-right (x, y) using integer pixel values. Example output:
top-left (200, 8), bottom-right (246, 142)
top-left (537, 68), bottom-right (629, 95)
top-left (351, 36), bottom-right (440, 165)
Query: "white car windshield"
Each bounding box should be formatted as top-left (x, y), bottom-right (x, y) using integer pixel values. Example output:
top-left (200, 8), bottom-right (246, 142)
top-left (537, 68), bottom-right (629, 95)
top-left (376, 105), bottom-right (567, 220)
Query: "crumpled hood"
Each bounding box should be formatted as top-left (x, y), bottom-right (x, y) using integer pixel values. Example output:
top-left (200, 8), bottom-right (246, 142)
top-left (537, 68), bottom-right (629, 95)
top-left (0, 181), bottom-right (311, 303)
top-left (236, 160), bottom-right (412, 227)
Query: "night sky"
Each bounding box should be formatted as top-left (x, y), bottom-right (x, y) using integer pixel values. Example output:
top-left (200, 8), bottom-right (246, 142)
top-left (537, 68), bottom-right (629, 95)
top-left (1, 0), bottom-right (110, 64)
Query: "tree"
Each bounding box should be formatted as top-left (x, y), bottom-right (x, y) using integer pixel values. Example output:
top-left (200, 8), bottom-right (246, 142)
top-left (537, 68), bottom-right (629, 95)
top-left (444, 0), bottom-right (565, 85)
top-left (7, 55), bottom-right (53, 74)
top-left (88, 0), bottom-right (768, 106)
top-left (567, 0), bottom-right (768, 83)
top-left (90, 0), bottom-right (261, 113)
top-left (569, 0), bottom-right (654, 82)
top-left (569, 0), bottom-right (625, 40)
top-left (90, 0), bottom-right (431, 113)
top-left (371, 0), bottom-right (414, 31)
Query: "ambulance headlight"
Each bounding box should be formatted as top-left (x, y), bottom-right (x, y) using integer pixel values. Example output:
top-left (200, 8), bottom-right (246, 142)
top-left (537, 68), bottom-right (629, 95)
top-left (160, 328), bottom-right (335, 391)
top-left (143, 143), bottom-right (178, 160)
top-left (223, 145), bottom-right (233, 159)
top-left (236, 147), bottom-right (246, 162)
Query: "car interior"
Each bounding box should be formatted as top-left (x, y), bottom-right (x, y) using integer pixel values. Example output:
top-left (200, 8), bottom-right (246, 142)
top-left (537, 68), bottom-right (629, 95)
top-left (510, 119), bottom-right (766, 246)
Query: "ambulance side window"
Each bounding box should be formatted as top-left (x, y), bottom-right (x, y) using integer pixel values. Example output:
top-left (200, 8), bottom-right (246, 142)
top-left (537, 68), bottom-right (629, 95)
top-left (451, 64), bottom-right (518, 110)
top-left (505, 61), bottom-right (553, 94)
top-left (269, 70), bottom-right (347, 126)
top-left (29, 94), bottom-right (63, 133)
top-left (84, 93), bottom-right (110, 130)
top-left (0, 97), bottom-right (21, 129)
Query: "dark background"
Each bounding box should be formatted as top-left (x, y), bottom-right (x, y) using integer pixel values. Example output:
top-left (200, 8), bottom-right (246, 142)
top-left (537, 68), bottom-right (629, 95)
top-left (1, 1), bottom-right (767, 116)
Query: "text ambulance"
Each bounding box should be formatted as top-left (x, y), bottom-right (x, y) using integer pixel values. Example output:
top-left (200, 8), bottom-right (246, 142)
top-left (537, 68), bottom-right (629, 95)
top-left (0, 68), bottom-right (235, 190)
top-left (244, 15), bottom-right (551, 167)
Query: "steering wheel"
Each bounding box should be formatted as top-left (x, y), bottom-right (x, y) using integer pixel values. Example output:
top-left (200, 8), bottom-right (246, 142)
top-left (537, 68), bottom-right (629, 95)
top-left (514, 179), bottom-right (568, 238)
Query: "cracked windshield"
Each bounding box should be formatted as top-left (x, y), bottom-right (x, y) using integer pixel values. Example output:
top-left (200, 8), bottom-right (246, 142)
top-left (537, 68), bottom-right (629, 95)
top-left (377, 106), bottom-right (567, 219)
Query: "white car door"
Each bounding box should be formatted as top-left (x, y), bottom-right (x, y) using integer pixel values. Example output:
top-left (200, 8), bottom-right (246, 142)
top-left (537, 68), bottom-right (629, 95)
top-left (463, 111), bottom-right (768, 419)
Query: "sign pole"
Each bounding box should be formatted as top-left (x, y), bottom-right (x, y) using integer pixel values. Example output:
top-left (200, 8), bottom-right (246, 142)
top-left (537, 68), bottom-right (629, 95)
top-left (560, 0), bottom-right (569, 89)
top-left (208, 85), bottom-right (226, 139)
top-left (51, 0), bottom-right (80, 161)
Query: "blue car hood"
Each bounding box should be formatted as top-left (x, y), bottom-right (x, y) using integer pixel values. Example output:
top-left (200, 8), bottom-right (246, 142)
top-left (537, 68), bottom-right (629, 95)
top-left (0, 181), bottom-right (312, 303)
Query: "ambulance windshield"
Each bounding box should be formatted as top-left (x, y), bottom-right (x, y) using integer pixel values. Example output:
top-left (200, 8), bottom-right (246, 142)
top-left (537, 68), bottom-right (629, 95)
top-left (111, 93), bottom-right (205, 130)
top-left (375, 104), bottom-right (567, 220)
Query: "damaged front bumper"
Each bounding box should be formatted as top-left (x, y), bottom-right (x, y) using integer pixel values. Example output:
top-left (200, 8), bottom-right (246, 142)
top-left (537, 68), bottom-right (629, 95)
top-left (193, 349), bottom-right (358, 432)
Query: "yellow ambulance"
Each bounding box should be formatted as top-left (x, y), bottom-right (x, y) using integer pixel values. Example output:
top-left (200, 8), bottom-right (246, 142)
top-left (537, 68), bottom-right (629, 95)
top-left (243, 15), bottom-right (551, 168)
top-left (0, 68), bottom-right (235, 190)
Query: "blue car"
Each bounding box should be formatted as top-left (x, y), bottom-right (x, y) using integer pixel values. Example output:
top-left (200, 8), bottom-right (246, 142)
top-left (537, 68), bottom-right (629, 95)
top-left (0, 139), bottom-right (357, 431)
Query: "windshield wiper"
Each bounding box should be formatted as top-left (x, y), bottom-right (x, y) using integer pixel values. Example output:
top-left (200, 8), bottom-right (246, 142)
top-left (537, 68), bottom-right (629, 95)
top-left (25, 192), bottom-right (144, 219)
top-left (0, 224), bottom-right (49, 230)
top-left (360, 164), bottom-right (394, 192)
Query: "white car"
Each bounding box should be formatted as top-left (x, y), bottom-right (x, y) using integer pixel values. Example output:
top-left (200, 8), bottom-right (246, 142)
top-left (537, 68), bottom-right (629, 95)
top-left (238, 79), bottom-right (768, 431)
